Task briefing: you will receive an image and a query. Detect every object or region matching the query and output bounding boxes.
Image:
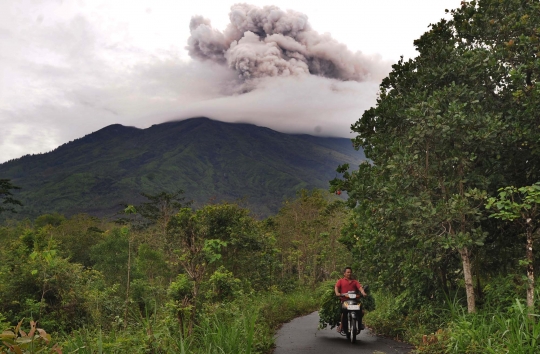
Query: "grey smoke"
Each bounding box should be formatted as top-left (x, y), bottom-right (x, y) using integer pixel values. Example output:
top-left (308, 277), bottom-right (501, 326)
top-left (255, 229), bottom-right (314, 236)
top-left (0, 1), bottom-right (392, 163)
top-left (187, 3), bottom-right (388, 82)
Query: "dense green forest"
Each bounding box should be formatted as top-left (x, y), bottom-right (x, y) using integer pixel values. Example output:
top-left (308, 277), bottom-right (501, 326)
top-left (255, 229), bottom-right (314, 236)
top-left (0, 118), bottom-right (364, 219)
top-left (0, 189), bottom-right (351, 353)
top-left (2, 1), bottom-right (540, 353)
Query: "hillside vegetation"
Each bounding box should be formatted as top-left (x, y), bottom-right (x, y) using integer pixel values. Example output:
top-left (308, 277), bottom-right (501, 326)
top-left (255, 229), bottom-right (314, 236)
top-left (0, 118), bottom-right (364, 219)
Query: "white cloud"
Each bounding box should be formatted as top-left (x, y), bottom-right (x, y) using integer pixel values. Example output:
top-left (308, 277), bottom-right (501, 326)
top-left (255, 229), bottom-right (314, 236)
top-left (160, 75), bottom-right (379, 137)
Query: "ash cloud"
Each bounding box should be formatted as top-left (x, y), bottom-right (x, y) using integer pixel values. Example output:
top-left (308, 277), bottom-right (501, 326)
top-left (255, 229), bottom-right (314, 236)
top-left (0, 1), bottom-right (392, 163)
top-left (187, 3), bottom-right (389, 83)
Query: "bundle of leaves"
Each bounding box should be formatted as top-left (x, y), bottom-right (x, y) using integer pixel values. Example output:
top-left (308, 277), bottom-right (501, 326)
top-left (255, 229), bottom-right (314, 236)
top-left (318, 287), bottom-right (341, 330)
top-left (318, 284), bottom-right (376, 330)
top-left (362, 288), bottom-right (376, 312)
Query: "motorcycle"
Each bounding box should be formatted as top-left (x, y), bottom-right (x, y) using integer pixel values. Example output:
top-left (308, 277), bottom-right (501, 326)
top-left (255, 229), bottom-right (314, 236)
top-left (338, 288), bottom-right (366, 343)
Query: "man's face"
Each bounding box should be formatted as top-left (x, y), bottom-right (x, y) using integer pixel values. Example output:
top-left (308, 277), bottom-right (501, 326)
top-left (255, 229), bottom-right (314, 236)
top-left (344, 268), bottom-right (352, 279)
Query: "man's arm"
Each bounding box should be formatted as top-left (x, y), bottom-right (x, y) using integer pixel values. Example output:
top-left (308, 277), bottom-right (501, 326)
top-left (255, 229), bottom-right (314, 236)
top-left (335, 281), bottom-right (341, 297)
top-left (357, 282), bottom-right (367, 297)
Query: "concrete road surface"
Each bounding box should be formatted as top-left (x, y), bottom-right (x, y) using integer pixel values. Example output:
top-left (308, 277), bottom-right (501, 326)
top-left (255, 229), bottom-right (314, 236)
top-left (274, 312), bottom-right (414, 354)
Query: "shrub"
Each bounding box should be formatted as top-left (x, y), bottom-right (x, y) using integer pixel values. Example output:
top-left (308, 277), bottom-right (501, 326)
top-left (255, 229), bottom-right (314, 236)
top-left (203, 266), bottom-right (242, 302)
top-left (0, 319), bottom-right (61, 354)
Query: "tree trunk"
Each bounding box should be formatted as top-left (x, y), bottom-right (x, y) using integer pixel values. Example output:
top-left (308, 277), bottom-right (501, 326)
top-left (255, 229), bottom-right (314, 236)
top-left (459, 247), bottom-right (476, 313)
top-left (526, 223), bottom-right (534, 312)
top-left (439, 264), bottom-right (449, 296)
top-left (190, 280), bottom-right (199, 335)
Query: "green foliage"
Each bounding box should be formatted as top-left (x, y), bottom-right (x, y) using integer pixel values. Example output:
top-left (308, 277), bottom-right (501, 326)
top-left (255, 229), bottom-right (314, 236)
top-left (34, 214), bottom-right (65, 228)
top-left (0, 319), bottom-right (61, 354)
top-left (447, 300), bottom-right (540, 354)
top-left (0, 192), bottom-right (352, 352)
top-left (333, 0), bottom-right (540, 317)
top-left (486, 182), bottom-right (540, 309)
top-left (270, 189), bottom-right (351, 286)
top-left (204, 266), bottom-right (242, 302)
top-left (135, 190), bottom-right (190, 224)
top-left (362, 289), bottom-right (376, 312)
top-left (59, 288), bottom-right (319, 354)
top-left (481, 274), bottom-right (526, 310)
top-left (364, 292), bottom-right (409, 340)
top-left (167, 274), bottom-right (193, 302)
top-left (90, 229), bottom-right (131, 287)
top-left (195, 310), bottom-right (256, 354)
top-left (0, 179), bottom-right (22, 215)
top-left (129, 278), bottom-right (165, 314)
top-left (363, 276), bottom-right (540, 352)
top-left (317, 284), bottom-right (341, 330)
top-left (0, 119), bottom-right (365, 220)
top-left (166, 273), bottom-right (194, 331)
top-left (47, 214), bottom-right (105, 267)
top-left (82, 275), bottom-right (125, 329)
top-left (0, 232), bottom-right (95, 331)
top-left (365, 291), bottom-right (443, 343)
top-left (486, 183), bottom-right (540, 222)
top-left (257, 289), bottom-right (320, 332)
top-left (134, 244), bottom-right (169, 282)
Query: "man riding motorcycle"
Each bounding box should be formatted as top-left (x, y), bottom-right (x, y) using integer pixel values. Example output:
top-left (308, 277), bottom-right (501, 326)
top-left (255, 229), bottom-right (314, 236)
top-left (335, 266), bottom-right (367, 334)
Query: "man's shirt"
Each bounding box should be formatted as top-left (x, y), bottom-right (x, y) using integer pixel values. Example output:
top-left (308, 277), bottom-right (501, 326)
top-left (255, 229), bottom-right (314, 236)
top-left (336, 278), bottom-right (362, 302)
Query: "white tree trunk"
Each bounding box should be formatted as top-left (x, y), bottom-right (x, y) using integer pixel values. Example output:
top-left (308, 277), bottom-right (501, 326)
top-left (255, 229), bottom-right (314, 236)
top-left (459, 247), bottom-right (476, 313)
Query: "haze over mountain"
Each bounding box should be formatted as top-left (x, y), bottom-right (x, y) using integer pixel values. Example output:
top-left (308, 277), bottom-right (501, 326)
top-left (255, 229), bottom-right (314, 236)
top-left (0, 118), bottom-right (365, 218)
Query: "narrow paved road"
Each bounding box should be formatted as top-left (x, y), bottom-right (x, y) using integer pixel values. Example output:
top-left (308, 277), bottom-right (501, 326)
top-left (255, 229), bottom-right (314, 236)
top-left (274, 312), bottom-right (414, 354)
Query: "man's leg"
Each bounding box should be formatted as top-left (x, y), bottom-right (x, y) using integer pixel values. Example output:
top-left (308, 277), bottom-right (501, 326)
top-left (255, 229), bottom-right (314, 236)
top-left (337, 312), bottom-right (344, 332)
top-left (341, 308), bottom-right (349, 332)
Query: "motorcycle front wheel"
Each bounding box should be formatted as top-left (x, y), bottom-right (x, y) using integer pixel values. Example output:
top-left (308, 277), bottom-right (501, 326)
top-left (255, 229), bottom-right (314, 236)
top-left (350, 315), bottom-right (357, 343)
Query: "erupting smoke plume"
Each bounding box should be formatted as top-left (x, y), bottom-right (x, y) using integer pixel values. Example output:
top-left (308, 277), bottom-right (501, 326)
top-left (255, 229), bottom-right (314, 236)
top-left (187, 4), bottom-right (388, 82)
top-left (0, 1), bottom-right (398, 163)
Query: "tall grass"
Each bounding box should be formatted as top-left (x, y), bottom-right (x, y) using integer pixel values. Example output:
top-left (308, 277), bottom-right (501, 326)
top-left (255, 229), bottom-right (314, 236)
top-left (448, 300), bottom-right (540, 354)
top-left (60, 288), bottom-right (319, 354)
top-left (363, 284), bottom-right (540, 354)
top-left (195, 310), bottom-right (256, 354)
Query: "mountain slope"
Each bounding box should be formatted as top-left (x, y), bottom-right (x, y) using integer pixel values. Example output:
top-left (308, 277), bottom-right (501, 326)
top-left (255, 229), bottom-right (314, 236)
top-left (0, 118), bottom-right (365, 218)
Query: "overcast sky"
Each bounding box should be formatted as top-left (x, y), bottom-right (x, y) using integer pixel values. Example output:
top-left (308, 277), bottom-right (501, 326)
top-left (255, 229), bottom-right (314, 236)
top-left (0, 0), bottom-right (462, 163)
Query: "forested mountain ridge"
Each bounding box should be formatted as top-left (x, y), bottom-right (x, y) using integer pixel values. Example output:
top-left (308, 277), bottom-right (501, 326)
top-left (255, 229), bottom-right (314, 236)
top-left (0, 117), bottom-right (365, 218)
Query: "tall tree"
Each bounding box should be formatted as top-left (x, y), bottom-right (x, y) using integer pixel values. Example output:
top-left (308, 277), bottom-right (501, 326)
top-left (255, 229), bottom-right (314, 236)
top-left (272, 190), bottom-right (350, 285)
top-left (136, 190), bottom-right (190, 229)
top-left (0, 179), bottom-right (22, 214)
top-left (335, 0), bottom-right (540, 313)
top-left (487, 183), bottom-right (540, 311)
top-left (166, 203), bottom-right (253, 332)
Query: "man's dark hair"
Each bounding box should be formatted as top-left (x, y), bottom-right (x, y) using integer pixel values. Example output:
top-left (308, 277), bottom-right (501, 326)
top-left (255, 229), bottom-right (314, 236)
top-left (343, 266), bottom-right (352, 273)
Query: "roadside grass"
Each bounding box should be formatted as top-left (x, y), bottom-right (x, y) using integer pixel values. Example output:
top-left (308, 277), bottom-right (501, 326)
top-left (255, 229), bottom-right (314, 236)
top-left (364, 291), bottom-right (444, 344)
top-left (365, 291), bottom-right (540, 353)
top-left (445, 299), bottom-right (540, 354)
top-left (59, 288), bottom-right (319, 354)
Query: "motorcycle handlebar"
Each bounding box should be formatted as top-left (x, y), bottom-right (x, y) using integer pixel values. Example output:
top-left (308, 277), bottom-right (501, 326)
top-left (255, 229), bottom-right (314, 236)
top-left (337, 293), bottom-right (365, 298)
